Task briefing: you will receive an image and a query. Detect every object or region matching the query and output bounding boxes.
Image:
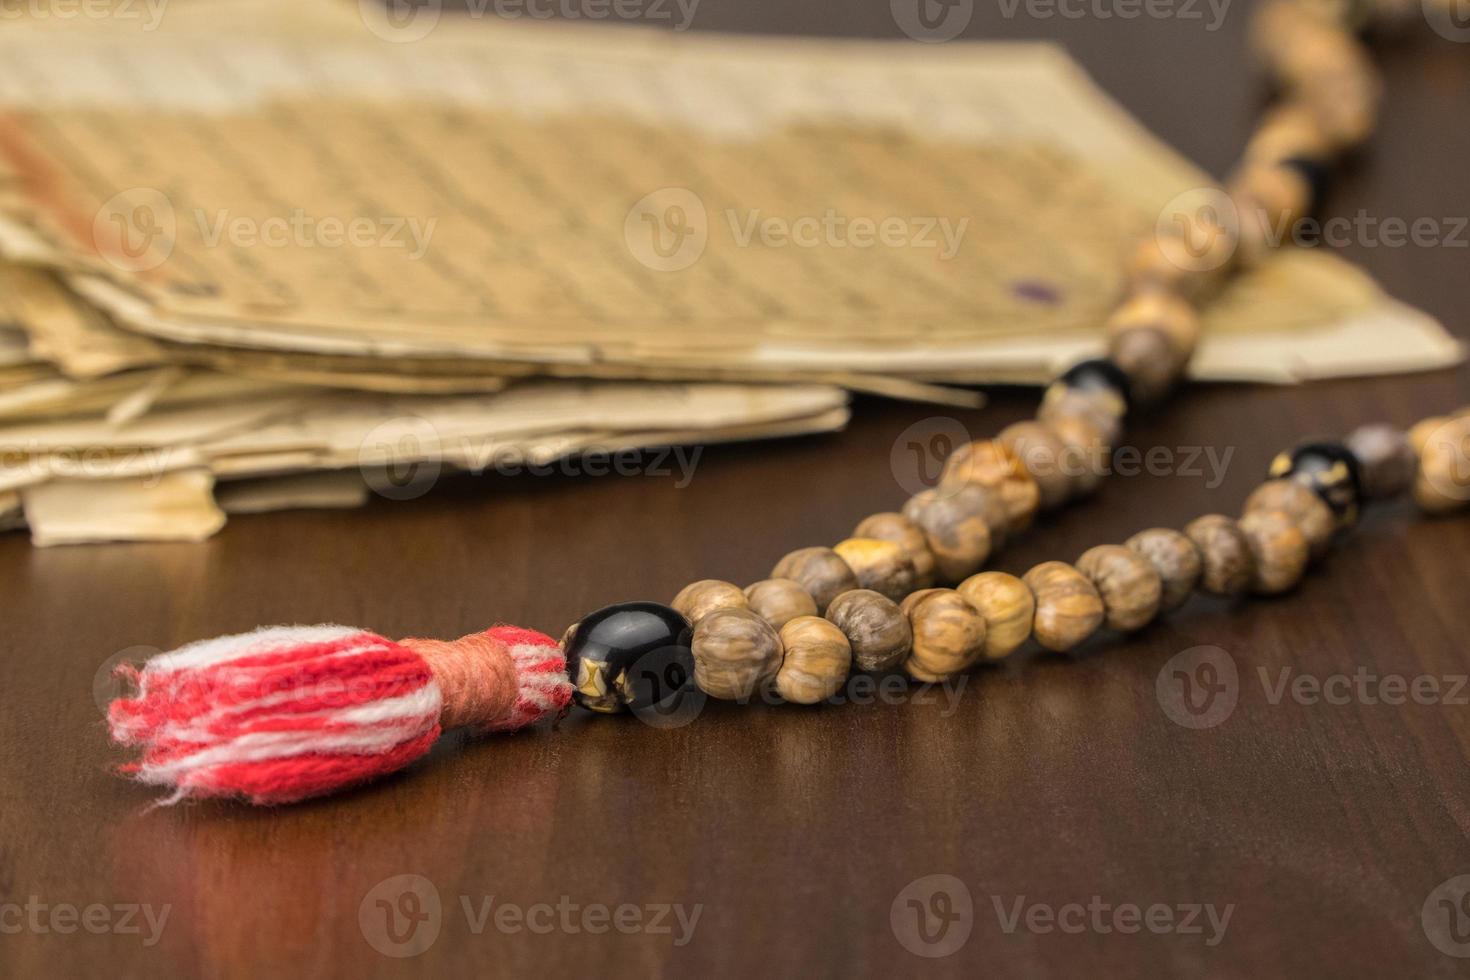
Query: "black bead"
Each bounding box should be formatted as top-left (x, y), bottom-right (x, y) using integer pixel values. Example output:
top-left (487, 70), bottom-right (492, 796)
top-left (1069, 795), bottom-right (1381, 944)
top-left (1058, 357), bottom-right (1132, 413)
top-left (1268, 441), bottom-right (1363, 526)
top-left (564, 602), bottom-right (694, 714)
top-left (1280, 156), bottom-right (1333, 216)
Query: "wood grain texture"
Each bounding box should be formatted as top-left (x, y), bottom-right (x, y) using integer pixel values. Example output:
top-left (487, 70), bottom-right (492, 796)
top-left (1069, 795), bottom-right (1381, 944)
top-left (2, 4), bottom-right (1470, 979)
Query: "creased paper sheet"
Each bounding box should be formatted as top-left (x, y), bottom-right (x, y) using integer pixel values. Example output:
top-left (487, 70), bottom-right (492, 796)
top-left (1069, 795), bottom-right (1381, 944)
top-left (0, 379), bottom-right (851, 543)
top-left (4, 390), bottom-right (852, 543)
top-left (0, 0), bottom-right (1455, 385)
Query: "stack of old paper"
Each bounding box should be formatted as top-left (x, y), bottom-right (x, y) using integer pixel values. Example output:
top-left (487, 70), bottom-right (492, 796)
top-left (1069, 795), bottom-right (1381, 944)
top-left (0, 0), bottom-right (1458, 544)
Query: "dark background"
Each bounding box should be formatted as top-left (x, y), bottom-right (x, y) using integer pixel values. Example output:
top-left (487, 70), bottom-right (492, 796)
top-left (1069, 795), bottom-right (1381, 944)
top-left (3, 1), bottom-right (1470, 977)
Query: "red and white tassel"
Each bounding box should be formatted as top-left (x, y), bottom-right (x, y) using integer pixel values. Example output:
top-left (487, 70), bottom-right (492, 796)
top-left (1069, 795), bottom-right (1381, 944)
top-left (107, 623), bottom-right (571, 806)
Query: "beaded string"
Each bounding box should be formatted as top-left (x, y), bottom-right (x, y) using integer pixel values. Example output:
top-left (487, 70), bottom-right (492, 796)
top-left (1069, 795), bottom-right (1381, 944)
top-left (571, 413), bottom-right (1470, 711)
top-left (103, 0), bottom-right (1468, 805)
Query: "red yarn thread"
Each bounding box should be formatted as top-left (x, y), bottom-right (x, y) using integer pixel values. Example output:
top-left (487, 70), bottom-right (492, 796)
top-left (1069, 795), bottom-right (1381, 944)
top-left (107, 623), bottom-right (571, 805)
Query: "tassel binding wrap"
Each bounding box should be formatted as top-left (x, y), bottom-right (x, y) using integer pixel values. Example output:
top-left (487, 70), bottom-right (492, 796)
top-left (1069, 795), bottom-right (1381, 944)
top-left (107, 624), bottom-right (572, 805)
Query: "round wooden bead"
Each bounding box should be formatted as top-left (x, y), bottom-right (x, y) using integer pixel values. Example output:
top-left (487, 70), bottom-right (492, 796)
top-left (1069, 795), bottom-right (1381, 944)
top-left (1157, 200), bottom-right (1240, 282)
top-left (1294, 55), bottom-right (1378, 150)
top-left (832, 537), bottom-right (918, 603)
top-left (900, 589), bottom-right (987, 682)
top-left (928, 479), bottom-right (1009, 548)
top-left (1183, 515), bottom-right (1255, 596)
top-left (1105, 290), bottom-right (1200, 365)
top-left (825, 589), bottom-right (912, 672)
top-left (853, 511), bottom-right (936, 588)
top-left (691, 607), bottom-right (783, 700)
top-left (743, 578), bottom-right (818, 631)
top-left (1126, 232), bottom-right (1230, 299)
top-left (771, 546), bottom-right (859, 614)
top-left (1413, 416), bottom-right (1470, 514)
top-left (1022, 562), bottom-right (1104, 652)
top-left (956, 571), bottom-right (1034, 660)
top-left (1345, 423), bottom-right (1415, 500)
top-left (1107, 326), bottom-right (1189, 405)
top-left (1124, 527), bottom-right (1201, 612)
top-left (1075, 544), bottom-right (1162, 632)
top-left (775, 616), bottom-right (852, 704)
top-left (1244, 478), bottom-right (1336, 557)
top-left (1048, 414), bottom-right (1110, 498)
top-left (998, 421), bottom-right (1072, 510)
top-left (1238, 510), bottom-right (1310, 595)
top-left (671, 579), bottom-right (747, 624)
top-left (901, 486), bottom-right (997, 584)
top-left (940, 439), bottom-right (1040, 532)
top-left (1039, 384), bottom-right (1123, 447)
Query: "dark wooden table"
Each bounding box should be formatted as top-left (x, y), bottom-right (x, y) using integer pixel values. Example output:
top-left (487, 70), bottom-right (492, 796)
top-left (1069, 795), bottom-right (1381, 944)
top-left (3, 3), bottom-right (1469, 978)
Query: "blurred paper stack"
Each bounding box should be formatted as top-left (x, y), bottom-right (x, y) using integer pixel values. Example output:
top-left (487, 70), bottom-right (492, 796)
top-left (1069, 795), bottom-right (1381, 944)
top-left (0, 0), bottom-right (1458, 544)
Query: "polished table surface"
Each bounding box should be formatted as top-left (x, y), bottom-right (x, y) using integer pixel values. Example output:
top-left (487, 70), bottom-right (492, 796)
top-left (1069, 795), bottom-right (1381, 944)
top-left (3, 3), bottom-right (1470, 978)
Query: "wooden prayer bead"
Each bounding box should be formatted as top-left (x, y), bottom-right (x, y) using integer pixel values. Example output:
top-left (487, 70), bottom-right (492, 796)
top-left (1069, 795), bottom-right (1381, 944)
top-left (833, 537), bottom-right (918, 603)
top-left (1183, 515), bottom-right (1255, 596)
top-left (1107, 327), bottom-right (1190, 405)
top-left (1345, 423), bottom-right (1415, 500)
top-left (691, 607), bottom-right (783, 700)
top-left (771, 546), bottom-right (859, 614)
top-left (997, 421), bottom-right (1073, 510)
top-left (1297, 60), bottom-right (1379, 151)
top-left (1238, 510), bottom-right (1310, 594)
top-left (956, 571), bottom-right (1034, 660)
top-left (1048, 415), bottom-right (1110, 498)
top-left (825, 588), bottom-right (913, 672)
top-left (900, 589), bottom-right (987, 682)
top-left (1124, 528), bottom-right (1202, 612)
top-left (1022, 561), bottom-right (1105, 652)
top-left (940, 440), bottom-right (1040, 533)
top-left (671, 579), bottom-right (747, 624)
top-left (1075, 544), bottom-right (1162, 632)
top-left (1127, 236), bottom-right (1215, 300)
top-left (775, 616), bottom-right (852, 705)
top-left (1244, 478), bottom-right (1335, 558)
top-left (743, 578), bottom-right (818, 631)
top-left (853, 512), bottom-right (936, 588)
top-left (1105, 290), bottom-right (1200, 365)
top-left (1413, 416), bottom-right (1470, 514)
top-left (1038, 384), bottom-right (1123, 447)
top-left (1148, 205), bottom-right (1240, 286)
top-left (1254, 2), bottom-right (1362, 82)
top-left (901, 486), bottom-right (997, 583)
